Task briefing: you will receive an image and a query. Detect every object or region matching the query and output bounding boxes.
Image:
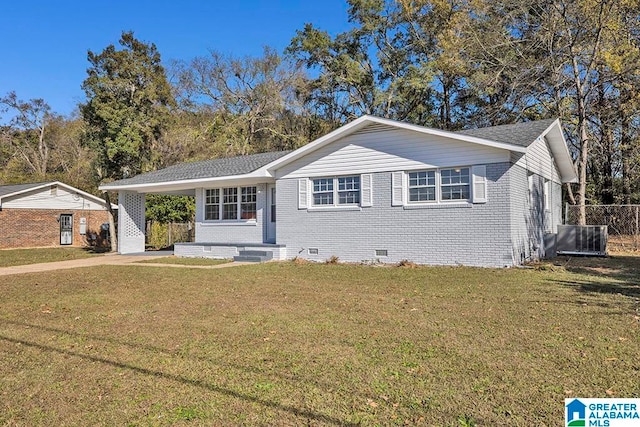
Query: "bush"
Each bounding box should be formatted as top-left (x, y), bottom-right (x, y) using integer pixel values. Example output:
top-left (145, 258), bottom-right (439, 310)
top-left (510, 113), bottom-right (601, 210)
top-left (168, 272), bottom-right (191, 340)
top-left (325, 255), bottom-right (339, 264)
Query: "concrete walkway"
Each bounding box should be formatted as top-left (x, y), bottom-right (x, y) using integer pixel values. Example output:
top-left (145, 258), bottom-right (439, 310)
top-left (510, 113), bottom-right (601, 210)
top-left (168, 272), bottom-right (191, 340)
top-left (0, 254), bottom-right (249, 277)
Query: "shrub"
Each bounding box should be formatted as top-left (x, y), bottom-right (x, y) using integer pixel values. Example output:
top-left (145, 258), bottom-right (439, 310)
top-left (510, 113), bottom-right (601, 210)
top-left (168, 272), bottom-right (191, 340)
top-left (397, 259), bottom-right (418, 268)
top-left (326, 255), bottom-right (339, 264)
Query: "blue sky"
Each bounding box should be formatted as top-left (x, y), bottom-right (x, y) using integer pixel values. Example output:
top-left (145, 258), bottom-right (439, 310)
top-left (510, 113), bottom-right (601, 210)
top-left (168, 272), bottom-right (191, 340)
top-left (0, 0), bottom-right (351, 117)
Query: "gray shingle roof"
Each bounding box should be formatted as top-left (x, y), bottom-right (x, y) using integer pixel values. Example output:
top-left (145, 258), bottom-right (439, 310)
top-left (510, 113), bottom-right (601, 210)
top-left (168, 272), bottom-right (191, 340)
top-left (0, 182), bottom-right (54, 197)
top-left (455, 118), bottom-right (556, 147)
top-left (105, 150), bottom-right (292, 187)
top-left (104, 118), bottom-right (558, 188)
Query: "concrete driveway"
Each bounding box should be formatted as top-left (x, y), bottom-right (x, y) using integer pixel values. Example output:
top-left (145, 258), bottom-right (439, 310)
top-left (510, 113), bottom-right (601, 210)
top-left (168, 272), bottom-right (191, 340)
top-left (0, 254), bottom-right (248, 277)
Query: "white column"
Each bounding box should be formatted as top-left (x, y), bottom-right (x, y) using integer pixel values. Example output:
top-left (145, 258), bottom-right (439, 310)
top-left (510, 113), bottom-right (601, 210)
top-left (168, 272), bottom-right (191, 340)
top-left (117, 191), bottom-right (146, 254)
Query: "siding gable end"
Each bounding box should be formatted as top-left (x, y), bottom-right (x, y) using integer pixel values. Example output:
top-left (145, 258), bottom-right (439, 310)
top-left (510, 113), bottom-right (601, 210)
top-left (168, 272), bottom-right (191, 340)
top-left (2, 187), bottom-right (107, 211)
top-left (517, 137), bottom-right (562, 183)
top-left (275, 126), bottom-right (510, 179)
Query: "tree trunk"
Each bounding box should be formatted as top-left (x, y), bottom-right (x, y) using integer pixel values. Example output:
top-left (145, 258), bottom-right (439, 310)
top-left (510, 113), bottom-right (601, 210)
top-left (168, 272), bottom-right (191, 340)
top-left (577, 117), bottom-right (589, 225)
top-left (103, 191), bottom-right (118, 252)
top-left (621, 115), bottom-right (632, 204)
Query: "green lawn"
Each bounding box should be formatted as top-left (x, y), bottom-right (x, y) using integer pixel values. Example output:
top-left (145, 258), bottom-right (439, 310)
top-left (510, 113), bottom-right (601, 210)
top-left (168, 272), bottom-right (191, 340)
top-left (0, 247), bottom-right (101, 267)
top-left (0, 256), bottom-right (638, 425)
top-left (136, 256), bottom-right (231, 266)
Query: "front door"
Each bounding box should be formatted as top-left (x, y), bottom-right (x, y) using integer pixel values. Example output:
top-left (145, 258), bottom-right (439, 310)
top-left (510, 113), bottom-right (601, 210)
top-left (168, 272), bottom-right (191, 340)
top-left (60, 214), bottom-right (73, 245)
top-left (266, 184), bottom-right (276, 243)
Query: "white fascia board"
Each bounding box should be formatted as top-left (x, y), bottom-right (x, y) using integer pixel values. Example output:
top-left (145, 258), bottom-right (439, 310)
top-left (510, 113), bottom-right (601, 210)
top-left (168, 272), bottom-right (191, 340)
top-left (99, 172), bottom-right (275, 193)
top-left (264, 115), bottom-right (526, 173)
top-left (538, 119), bottom-right (579, 183)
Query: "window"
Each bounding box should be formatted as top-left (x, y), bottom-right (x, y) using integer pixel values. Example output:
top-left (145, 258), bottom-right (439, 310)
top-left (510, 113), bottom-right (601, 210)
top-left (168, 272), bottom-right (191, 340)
top-left (338, 176), bottom-right (360, 204)
top-left (270, 187), bottom-right (276, 222)
top-left (204, 189), bottom-right (220, 220)
top-left (204, 186), bottom-right (257, 221)
top-left (313, 178), bottom-right (333, 205)
top-left (312, 176), bottom-right (360, 206)
top-left (241, 186), bottom-right (257, 219)
top-left (223, 188), bottom-right (238, 220)
top-left (403, 167), bottom-right (472, 204)
top-left (440, 168), bottom-right (470, 200)
top-left (408, 171), bottom-right (436, 202)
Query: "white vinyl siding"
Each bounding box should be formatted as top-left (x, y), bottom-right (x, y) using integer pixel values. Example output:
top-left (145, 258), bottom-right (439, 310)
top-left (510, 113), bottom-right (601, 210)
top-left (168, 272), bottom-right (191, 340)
top-left (276, 125), bottom-right (510, 179)
top-left (1, 186), bottom-right (108, 211)
top-left (516, 137), bottom-right (562, 183)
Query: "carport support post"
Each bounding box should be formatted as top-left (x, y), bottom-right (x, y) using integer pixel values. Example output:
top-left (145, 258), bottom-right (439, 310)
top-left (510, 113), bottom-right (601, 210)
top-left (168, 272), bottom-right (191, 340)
top-left (117, 191), bottom-right (146, 254)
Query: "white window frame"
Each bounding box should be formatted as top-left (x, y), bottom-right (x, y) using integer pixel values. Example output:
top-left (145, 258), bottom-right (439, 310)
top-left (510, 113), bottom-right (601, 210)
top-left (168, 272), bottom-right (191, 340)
top-left (439, 167), bottom-right (471, 201)
top-left (204, 186), bottom-right (257, 222)
top-left (407, 170), bottom-right (437, 203)
top-left (204, 188), bottom-right (220, 220)
top-left (405, 166), bottom-right (471, 205)
top-left (311, 176), bottom-right (361, 207)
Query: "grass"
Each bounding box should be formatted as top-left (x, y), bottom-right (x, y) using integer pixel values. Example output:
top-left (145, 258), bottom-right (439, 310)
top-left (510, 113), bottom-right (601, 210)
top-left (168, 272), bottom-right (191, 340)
top-left (0, 247), bottom-right (101, 267)
top-left (0, 256), bottom-right (638, 425)
top-left (136, 256), bottom-right (232, 266)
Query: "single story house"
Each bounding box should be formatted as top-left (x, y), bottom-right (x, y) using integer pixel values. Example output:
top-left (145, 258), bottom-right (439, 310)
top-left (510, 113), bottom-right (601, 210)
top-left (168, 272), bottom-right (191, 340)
top-left (0, 181), bottom-right (113, 249)
top-left (100, 115), bottom-right (577, 267)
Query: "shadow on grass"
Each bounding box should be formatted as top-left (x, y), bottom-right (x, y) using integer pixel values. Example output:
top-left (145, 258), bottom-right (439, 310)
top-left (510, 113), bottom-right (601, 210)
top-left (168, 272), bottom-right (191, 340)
top-left (553, 255), bottom-right (640, 298)
top-left (81, 246), bottom-right (112, 254)
top-left (0, 333), bottom-right (355, 426)
top-left (0, 318), bottom-right (350, 420)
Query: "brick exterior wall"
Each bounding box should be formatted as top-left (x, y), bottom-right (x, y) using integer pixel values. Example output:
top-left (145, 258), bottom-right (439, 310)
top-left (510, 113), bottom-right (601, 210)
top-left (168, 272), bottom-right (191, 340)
top-left (194, 184), bottom-right (268, 244)
top-left (276, 162), bottom-right (516, 267)
top-left (0, 208), bottom-right (110, 249)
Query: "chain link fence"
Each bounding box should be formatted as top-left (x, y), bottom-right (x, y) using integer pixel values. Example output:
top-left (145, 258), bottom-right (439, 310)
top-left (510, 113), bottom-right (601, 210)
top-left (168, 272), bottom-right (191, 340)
top-left (565, 204), bottom-right (640, 252)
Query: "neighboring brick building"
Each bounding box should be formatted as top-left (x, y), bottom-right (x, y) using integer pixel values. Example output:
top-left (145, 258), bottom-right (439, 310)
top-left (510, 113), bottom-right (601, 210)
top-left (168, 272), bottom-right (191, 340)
top-left (0, 182), bottom-right (113, 249)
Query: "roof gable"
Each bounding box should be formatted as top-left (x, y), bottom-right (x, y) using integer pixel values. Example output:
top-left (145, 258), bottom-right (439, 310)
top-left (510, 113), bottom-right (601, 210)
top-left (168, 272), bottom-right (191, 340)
top-left (0, 181), bottom-right (113, 208)
top-left (0, 182), bottom-right (53, 198)
top-left (267, 115), bottom-right (577, 183)
top-left (100, 115), bottom-right (578, 191)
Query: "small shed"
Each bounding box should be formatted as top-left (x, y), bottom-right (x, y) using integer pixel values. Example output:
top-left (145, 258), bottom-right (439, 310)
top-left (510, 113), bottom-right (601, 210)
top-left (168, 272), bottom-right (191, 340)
top-left (0, 181), bottom-right (114, 249)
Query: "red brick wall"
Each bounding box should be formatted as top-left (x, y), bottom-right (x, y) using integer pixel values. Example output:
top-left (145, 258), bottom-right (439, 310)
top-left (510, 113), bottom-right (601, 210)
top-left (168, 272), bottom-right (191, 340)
top-left (0, 208), bottom-right (111, 249)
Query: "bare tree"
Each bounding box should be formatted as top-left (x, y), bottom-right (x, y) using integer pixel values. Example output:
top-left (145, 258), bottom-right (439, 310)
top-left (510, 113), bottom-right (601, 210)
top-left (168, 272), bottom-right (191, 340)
top-left (0, 91), bottom-right (53, 178)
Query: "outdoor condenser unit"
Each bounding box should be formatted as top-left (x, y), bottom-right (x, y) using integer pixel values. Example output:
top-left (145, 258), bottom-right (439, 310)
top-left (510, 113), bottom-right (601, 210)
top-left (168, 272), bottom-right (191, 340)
top-left (556, 225), bottom-right (608, 256)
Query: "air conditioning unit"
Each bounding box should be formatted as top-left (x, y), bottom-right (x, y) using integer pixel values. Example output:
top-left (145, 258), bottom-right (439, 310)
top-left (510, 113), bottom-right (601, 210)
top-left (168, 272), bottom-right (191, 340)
top-left (556, 225), bottom-right (607, 256)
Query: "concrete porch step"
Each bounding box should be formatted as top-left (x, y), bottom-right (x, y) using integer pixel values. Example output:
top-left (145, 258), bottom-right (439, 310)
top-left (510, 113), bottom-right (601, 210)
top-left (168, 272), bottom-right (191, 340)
top-left (233, 250), bottom-right (273, 263)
